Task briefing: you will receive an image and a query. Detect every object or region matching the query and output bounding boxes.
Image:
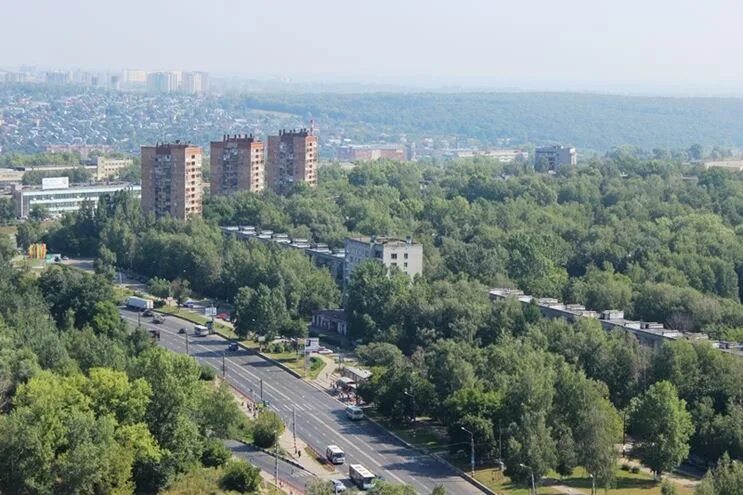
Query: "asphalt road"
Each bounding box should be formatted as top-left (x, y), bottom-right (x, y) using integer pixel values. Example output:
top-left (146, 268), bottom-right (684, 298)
top-left (224, 439), bottom-right (316, 492)
top-left (122, 310), bottom-right (483, 495)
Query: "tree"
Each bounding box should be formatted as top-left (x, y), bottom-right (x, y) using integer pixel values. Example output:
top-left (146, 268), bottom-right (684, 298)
top-left (171, 277), bottom-right (192, 307)
top-left (252, 409), bottom-right (284, 448)
top-left (306, 478), bottom-right (335, 495)
top-left (147, 277), bottom-right (171, 299)
top-left (695, 453), bottom-right (743, 495)
top-left (505, 411), bottom-right (557, 486)
top-left (220, 460), bottom-right (261, 493)
top-left (234, 284), bottom-right (290, 339)
top-left (201, 439), bottom-right (231, 467)
top-left (629, 381), bottom-right (694, 479)
top-left (432, 486), bottom-right (447, 495)
top-left (94, 245), bottom-right (117, 280)
top-left (16, 220), bottom-right (43, 250)
top-left (661, 480), bottom-right (678, 495)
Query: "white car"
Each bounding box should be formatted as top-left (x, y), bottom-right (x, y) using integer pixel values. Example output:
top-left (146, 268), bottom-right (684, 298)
top-left (330, 480), bottom-right (347, 493)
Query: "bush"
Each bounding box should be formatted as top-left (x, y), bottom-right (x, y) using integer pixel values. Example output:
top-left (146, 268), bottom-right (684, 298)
top-left (252, 410), bottom-right (285, 448)
top-left (220, 460), bottom-right (261, 493)
top-left (199, 363), bottom-right (216, 381)
top-left (630, 466), bottom-right (640, 474)
top-left (201, 439), bottom-right (231, 467)
top-left (620, 463), bottom-right (630, 471)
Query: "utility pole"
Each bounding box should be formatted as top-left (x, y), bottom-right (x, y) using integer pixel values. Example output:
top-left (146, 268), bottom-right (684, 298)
top-left (292, 406), bottom-right (297, 453)
top-left (519, 464), bottom-right (536, 495)
top-left (184, 331), bottom-right (189, 355)
top-left (461, 426), bottom-right (475, 477)
top-left (260, 378), bottom-right (263, 403)
top-left (222, 351), bottom-right (226, 378)
top-left (274, 437), bottom-right (279, 488)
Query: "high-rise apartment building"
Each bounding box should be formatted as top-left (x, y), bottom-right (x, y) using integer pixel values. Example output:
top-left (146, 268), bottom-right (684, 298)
top-left (181, 71), bottom-right (209, 94)
top-left (141, 142), bottom-right (203, 220)
top-left (146, 71), bottom-right (180, 93)
top-left (266, 128), bottom-right (318, 194)
top-left (210, 134), bottom-right (265, 195)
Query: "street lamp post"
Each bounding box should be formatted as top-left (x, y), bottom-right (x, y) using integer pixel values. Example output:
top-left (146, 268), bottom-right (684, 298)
top-left (519, 464), bottom-right (536, 495)
top-left (222, 351), bottom-right (226, 378)
top-left (260, 378), bottom-right (264, 403)
top-left (461, 426), bottom-right (475, 477)
top-left (292, 406), bottom-right (297, 453)
top-left (184, 331), bottom-right (189, 355)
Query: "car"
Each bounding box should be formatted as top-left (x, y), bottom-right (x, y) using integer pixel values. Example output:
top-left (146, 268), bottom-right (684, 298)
top-left (216, 312), bottom-right (230, 321)
top-left (178, 327), bottom-right (187, 334)
top-left (330, 480), bottom-right (347, 493)
top-left (142, 309), bottom-right (154, 317)
top-left (152, 315), bottom-right (164, 324)
top-left (62, 256), bottom-right (69, 261)
top-left (184, 301), bottom-right (196, 308)
top-left (228, 342), bottom-right (239, 351)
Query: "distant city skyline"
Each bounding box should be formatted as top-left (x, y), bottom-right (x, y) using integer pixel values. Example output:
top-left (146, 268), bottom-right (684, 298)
top-left (3, 0), bottom-right (743, 96)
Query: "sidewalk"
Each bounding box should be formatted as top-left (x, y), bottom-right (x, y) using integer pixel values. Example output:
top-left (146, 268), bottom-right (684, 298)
top-left (277, 426), bottom-right (334, 478)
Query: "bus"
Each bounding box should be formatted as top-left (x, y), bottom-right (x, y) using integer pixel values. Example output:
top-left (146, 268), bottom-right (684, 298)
top-left (325, 445), bottom-right (346, 464)
top-left (349, 464), bottom-right (375, 490)
top-left (194, 324), bottom-right (209, 337)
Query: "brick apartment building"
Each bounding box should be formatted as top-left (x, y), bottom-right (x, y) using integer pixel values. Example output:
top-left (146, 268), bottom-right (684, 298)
top-left (266, 128), bottom-right (318, 194)
top-left (210, 134), bottom-right (265, 195)
top-left (141, 142), bottom-right (203, 219)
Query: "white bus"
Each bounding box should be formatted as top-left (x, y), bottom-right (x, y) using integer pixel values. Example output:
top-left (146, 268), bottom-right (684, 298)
top-left (345, 405), bottom-right (364, 420)
top-left (325, 445), bottom-right (346, 464)
top-left (194, 324), bottom-right (209, 337)
top-left (349, 464), bottom-right (375, 490)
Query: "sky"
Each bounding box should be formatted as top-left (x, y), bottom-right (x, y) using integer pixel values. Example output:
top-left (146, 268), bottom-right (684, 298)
top-left (3, 0), bottom-right (743, 94)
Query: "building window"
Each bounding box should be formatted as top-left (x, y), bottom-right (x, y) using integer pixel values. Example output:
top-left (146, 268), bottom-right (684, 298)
top-left (404, 262), bottom-right (408, 268)
top-left (391, 262), bottom-right (397, 267)
top-left (404, 253), bottom-right (409, 259)
top-left (391, 253), bottom-right (398, 260)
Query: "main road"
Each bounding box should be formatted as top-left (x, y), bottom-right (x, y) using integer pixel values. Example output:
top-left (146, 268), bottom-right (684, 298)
top-left (122, 310), bottom-right (482, 495)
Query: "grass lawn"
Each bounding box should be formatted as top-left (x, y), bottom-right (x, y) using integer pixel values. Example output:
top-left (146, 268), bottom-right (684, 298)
top-left (556, 467), bottom-right (695, 495)
top-left (366, 410), bottom-right (447, 451)
top-left (468, 465), bottom-right (695, 495)
top-left (261, 351), bottom-right (327, 379)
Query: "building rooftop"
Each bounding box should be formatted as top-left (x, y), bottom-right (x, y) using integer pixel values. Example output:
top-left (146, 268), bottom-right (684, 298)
top-left (347, 235), bottom-right (419, 247)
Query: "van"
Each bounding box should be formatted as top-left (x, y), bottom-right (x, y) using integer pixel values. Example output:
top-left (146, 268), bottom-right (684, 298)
top-left (345, 406), bottom-right (364, 421)
top-left (325, 445), bottom-right (346, 464)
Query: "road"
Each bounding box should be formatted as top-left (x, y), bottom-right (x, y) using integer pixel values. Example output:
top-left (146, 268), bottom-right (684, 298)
top-left (122, 310), bottom-right (482, 495)
top-left (224, 440), bottom-right (316, 492)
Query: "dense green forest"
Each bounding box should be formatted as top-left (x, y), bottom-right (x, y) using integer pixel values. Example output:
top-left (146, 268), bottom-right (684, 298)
top-left (0, 253), bottom-right (271, 493)
top-left (35, 155), bottom-right (743, 491)
top-left (233, 92), bottom-right (743, 150)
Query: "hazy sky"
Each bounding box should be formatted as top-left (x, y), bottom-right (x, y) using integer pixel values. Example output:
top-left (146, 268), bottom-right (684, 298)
top-left (3, 0), bottom-right (743, 92)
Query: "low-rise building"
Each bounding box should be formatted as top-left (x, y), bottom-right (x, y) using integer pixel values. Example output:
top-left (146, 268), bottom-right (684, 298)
top-left (311, 309), bottom-right (348, 336)
top-left (95, 157), bottom-right (133, 180)
top-left (13, 179), bottom-right (140, 218)
top-left (344, 235), bottom-right (423, 288)
top-left (535, 145), bottom-right (577, 170)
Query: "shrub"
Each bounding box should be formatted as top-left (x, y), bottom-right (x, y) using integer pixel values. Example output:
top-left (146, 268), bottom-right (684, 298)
top-left (199, 363), bottom-right (216, 381)
top-left (220, 460), bottom-right (261, 493)
top-left (620, 463), bottom-right (630, 471)
top-left (252, 410), bottom-right (285, 448)
top-left (201, 439), bottom-right (231, 467)
top-left (630, 466), bottom-right (640, 474)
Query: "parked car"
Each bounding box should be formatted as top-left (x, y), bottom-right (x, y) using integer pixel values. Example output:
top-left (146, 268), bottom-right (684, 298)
top-left (228, 342), bottom-right (239, 351)
top-left (331, 480), bottom-right (347, 493)
top-left (216, 312), bottom-right (230, 321)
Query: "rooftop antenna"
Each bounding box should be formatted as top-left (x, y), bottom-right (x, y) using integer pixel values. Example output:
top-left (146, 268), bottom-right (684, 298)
top-left (310, 119), bottom-right (315, 136)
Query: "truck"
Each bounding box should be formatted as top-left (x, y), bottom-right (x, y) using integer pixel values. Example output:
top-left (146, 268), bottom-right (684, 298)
top-left (194, 324), bottom-right (210, 337)
top-left (126, 296), bottom-right (154, 310)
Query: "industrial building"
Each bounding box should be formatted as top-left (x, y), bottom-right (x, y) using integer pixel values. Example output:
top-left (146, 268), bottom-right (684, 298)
top-left (13, 178), bottom-right (140, 218)
top-left (141, 142), bottom-right (203, 219)
top-left (210, 134), bottom-right (265, 195)
top-left (266, 128), bottom-right (318, 194)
